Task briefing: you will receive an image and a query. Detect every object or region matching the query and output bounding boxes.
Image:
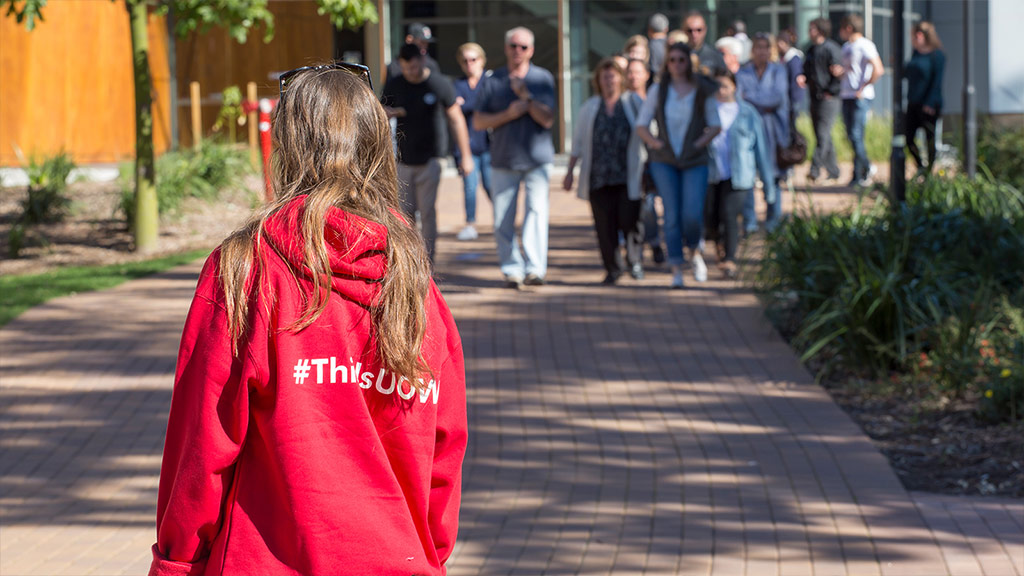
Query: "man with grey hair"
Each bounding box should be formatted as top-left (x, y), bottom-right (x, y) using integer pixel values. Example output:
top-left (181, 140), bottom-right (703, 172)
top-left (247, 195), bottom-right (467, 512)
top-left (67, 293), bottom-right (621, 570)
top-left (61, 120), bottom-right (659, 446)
top-left (474, 26), bottom-right (556, 288)
top-left (646, 13), bottom-right (669, 79)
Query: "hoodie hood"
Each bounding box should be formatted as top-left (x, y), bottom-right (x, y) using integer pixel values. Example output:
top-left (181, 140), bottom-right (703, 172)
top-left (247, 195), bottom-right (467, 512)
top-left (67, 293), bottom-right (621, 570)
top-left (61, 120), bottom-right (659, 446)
top-left (262, 196), bottom-right (388, 306)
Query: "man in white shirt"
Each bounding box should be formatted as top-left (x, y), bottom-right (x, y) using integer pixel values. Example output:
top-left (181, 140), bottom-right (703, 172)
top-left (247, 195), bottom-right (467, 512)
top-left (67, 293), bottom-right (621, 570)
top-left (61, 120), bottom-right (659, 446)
top-left (839, 13), bottom-right (884, 187)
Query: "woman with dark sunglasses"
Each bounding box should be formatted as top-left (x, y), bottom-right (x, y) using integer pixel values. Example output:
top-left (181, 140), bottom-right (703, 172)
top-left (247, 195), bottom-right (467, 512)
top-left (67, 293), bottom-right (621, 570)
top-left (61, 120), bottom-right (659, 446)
top-left (636, 42), bottom-right (721, 289)
top-left (148, 64), bottom-right (468, 576)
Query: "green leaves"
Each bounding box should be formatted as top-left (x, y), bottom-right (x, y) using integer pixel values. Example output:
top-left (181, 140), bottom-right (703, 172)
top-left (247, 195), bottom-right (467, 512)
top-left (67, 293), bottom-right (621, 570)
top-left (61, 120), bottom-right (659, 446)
top-left (3, 0), bottom-right (47, 30)
top-left (756, 173), bottom-right (1024, 415)
top-left (315, 0), bottom-right (377, 31)
top-left (166, 0), bottom-right (275, 43)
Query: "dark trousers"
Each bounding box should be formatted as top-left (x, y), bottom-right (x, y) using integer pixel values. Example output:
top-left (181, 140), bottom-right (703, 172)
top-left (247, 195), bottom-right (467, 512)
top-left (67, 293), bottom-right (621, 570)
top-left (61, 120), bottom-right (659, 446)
top-left (906, 103), bottom-right (940, 173)
top-left (589, 184), bottom-right (642, 276)
top-left (809, 96), bottom-right (841, 180)
top-left (705, 179), bottom-right (747, 262)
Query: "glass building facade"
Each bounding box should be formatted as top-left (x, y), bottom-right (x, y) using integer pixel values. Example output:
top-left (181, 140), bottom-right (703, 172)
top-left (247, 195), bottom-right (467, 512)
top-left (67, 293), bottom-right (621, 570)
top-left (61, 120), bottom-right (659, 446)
top-left (374, 1), bottom-right (979, 151)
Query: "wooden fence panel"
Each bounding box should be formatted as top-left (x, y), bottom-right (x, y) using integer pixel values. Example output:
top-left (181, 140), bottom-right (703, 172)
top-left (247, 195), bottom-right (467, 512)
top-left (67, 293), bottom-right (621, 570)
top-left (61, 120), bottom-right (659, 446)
top-left (0, 4), bottom-right (170, 166)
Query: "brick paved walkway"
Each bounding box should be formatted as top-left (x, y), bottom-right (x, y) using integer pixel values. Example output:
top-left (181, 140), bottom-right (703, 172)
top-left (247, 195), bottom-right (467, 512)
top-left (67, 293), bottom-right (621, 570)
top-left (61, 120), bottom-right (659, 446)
top-left (1, 171), bottom-right (1021, 575)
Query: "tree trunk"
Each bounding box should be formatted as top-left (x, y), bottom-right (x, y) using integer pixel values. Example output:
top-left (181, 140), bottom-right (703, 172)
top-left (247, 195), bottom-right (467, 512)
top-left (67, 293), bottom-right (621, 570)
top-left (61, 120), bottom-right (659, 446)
top-left (128, 0), bottom-right (159, 252)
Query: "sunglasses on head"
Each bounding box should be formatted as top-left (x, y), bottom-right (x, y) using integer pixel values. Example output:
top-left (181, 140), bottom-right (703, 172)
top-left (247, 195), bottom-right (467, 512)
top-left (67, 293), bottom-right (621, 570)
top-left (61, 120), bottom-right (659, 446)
top-left (278, 62), bottom-right (373, 99)
top-left (508, 43), bottom-right (531, 51)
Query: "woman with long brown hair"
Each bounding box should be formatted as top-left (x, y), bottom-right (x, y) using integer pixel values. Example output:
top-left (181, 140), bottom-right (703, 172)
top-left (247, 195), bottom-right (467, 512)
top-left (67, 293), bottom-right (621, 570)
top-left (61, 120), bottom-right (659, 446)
top-left (905, 21), bottom-right (945, 175)
top-left (148, 63), bottom-right (468, 576)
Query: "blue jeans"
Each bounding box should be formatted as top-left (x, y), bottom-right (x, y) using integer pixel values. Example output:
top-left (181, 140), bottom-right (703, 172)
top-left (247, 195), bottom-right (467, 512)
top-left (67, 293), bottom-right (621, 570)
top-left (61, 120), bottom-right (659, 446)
top-left (491, 164), bottom-right (551, 279)
top-left (842, 98), bottom-right (871, 181)
top-left (742, 185), bottom-right (781, 232)
top-left (461, 151), bottom-right (492, 223)
top-left (648, 162), bottom-right (708, 267)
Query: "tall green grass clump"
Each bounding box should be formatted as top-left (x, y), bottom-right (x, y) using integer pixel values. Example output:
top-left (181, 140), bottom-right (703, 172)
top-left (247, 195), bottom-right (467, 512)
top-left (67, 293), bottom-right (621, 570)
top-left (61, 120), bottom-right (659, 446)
top-left (756, 174), bottom-right (1024, 421)
top-left (118, 141), bottom-right (252, 226)
top-left (8, 151), bottom-right (77, 258)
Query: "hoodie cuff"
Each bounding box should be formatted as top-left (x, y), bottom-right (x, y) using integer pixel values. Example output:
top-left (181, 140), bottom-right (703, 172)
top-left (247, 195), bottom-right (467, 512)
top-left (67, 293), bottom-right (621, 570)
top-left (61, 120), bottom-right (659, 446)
top-left (148, 544), bottom-right (207, 576)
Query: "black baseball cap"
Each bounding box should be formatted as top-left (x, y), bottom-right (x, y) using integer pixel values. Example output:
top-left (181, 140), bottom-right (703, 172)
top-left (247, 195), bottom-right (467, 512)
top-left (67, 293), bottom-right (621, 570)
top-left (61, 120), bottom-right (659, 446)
top-left (408, 22), bottom-right (435, 43)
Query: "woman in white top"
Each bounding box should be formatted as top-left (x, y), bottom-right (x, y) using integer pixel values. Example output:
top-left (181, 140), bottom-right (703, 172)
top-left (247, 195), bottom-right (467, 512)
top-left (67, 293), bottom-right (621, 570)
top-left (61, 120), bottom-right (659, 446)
top-left (636, 42), bottom-right (721, 289)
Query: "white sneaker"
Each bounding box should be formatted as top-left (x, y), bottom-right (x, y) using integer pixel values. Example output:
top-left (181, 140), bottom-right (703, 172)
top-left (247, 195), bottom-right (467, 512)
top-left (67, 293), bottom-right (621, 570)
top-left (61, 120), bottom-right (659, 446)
top-left (692, 253), bottom-right (708, 283)
top-left (670, 272), bottom-right (684, 289)
top-left (456, 224), bottom-right (478, 241)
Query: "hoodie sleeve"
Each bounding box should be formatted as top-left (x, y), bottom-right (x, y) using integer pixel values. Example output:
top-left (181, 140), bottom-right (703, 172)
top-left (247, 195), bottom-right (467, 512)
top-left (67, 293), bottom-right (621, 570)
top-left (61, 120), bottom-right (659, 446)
top-left (429, 346), bottom-right (469, 567)
top-left (150, 252), bottom-right (251, 576)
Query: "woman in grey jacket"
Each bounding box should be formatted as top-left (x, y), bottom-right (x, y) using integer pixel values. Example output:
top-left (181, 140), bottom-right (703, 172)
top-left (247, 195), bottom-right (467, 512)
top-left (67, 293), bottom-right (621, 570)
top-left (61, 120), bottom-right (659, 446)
top-left (564, 59), bottom-right (647, 284)
top-left (706, 69), bottom-right (778, 278)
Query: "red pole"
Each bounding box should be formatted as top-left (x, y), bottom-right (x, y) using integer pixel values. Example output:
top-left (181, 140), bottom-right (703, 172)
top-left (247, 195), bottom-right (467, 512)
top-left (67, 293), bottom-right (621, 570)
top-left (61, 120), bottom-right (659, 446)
top-left (259, 98), bottom-right (275, 202)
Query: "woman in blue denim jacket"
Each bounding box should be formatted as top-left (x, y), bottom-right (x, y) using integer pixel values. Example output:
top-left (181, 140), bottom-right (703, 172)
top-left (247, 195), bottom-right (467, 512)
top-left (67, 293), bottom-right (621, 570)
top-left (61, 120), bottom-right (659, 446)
top-left (706, 69), bottom-right (778, 278)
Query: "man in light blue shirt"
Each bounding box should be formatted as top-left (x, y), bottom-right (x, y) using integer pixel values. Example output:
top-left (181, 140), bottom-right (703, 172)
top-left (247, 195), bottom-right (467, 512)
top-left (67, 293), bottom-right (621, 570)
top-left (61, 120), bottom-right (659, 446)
top-left (474, 26), bottom-right (556, 288)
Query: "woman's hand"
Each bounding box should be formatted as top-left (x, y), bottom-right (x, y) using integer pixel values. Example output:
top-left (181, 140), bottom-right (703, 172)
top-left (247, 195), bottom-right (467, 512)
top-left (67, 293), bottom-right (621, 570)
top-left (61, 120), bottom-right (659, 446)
top-left (562, 172), bottom-right (574, 191)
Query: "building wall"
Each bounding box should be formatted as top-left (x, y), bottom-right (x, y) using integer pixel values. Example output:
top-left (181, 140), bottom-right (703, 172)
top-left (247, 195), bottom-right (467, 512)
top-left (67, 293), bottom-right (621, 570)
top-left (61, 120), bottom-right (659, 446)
top-left (0, 5), bottom-right (171, 166)
top-left (987, 0), bottom-right (1024, 115)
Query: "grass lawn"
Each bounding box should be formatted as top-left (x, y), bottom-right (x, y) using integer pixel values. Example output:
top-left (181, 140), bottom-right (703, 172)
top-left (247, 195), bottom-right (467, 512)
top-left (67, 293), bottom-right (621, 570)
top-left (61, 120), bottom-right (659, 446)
top-left (0, 249), bottom-right (211, 326)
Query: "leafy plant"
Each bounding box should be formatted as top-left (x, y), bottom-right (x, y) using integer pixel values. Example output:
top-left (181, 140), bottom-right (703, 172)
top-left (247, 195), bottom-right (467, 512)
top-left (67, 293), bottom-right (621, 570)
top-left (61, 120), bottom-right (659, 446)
top-left (20, 150), bottom-right (75, 224)
top-left (757, 172), bottom-right (1024, 421)
top-left (212, 85), bottom-right (244, 142)
top-left (118, 142), bottom-right (252, 226)
top-left (977, 121), bottom-right (1024, 191)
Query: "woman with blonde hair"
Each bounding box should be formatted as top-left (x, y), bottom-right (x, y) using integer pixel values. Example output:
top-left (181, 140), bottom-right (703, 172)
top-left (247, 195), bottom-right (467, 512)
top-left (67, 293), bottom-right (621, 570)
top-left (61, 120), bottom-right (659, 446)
top-left (454, 42), bottom-right (493, 240)
top-left (905, 21), bottom-right (945, 175)
top-left (564, 59), bottom-right (647, 284)
top-left (148, 63), bottom-right (468, 576)
top-left (624, 34), bottom-right (650, 63)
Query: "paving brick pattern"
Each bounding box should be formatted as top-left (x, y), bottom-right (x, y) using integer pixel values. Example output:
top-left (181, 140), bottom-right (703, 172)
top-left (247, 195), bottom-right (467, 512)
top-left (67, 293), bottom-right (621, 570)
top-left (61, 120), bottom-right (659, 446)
top-left (1, 171), bottom-right (1020, 575)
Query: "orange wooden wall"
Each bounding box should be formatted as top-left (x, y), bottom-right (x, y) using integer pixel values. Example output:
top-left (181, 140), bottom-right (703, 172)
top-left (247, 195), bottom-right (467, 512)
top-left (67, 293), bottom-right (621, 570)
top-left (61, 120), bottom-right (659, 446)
top-left (176, 2), bottom-right (335, 148)
top-left (0, 1), bottom-right (337, 165)
top-left (0, 3), bottom-right (171, 165)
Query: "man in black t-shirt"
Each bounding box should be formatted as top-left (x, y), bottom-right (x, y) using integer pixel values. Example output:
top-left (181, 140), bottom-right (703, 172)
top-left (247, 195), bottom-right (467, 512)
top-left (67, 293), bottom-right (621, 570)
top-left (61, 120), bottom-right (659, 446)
top-left (803, 18), bottom-right (844, 182)
top-left (385, 22), bottom-right (441, 83)
top-left (382, 43), bottom-right (473, 264)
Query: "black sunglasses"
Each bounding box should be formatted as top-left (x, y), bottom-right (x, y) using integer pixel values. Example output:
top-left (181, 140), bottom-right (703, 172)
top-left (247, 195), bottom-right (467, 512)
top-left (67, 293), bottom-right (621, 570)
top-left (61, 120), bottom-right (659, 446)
top-left (278, 62), bottom-right (373, 98)
top-left (508, 43), bottom-right (531, 51)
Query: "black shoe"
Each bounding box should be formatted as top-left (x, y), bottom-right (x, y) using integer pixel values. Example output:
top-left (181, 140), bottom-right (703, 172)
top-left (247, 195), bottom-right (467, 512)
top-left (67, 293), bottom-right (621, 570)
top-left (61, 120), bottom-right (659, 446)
top-left (504, 275), bottom-right (523, 290)
top-left (651, 245), bottom-right (665, 264)
top-left (601, 273), bottom-right (620, 285)
top-left (630, 263), bottom-right (644, 280)
top-left (523, 274), bottom-right (545, 286)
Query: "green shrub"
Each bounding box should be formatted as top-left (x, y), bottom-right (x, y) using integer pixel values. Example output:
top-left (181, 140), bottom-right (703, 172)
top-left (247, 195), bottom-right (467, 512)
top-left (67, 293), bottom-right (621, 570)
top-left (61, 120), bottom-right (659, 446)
top-left (977, 122), bottom-right (1024, 191)
top-left (117, 142), bottom-right (252, 226)
top-left (796, 113), bottom-right (892, 165)
top-left (21, 151), bottom-right (75, 224)
top-left (758, 173), bottom-right (1024, 420)
top-left (7, 223), bottom-right (26, 258)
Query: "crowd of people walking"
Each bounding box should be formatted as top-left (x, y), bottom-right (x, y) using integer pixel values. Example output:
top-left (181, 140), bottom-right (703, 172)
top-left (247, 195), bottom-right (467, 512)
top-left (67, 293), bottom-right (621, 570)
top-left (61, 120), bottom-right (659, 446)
top-left (378, 12), bottom-right (943, 289)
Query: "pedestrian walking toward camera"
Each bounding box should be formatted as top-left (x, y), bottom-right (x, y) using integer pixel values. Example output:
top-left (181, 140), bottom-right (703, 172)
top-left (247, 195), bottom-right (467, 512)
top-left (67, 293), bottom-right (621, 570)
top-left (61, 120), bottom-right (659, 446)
top-left (148, 62), bottom-right (467, 576)
top-left (382, 44), bottom-right (474, 264)
top-left (736, 33), bottom-right (789, 232)
top-left (683, 11), bottom-right (727, 75)
top-left (626, 58), bottom-right (665, 265)
top-left (706, 69), bottom-right (778, 279)
top-left (564, 59), bottom-right (646, 285)
top-left (804, 17), bottom-right (844, 183)
top-left (839, 13), bottom-right (884, 187)
top-left (647, 13), bottom-right (669, 81)
top-left (474, 26), bottom-right (556, 288)
top-left (453, 42), bottom-right (494, 241)
top-left (636, 42), bottom-right (721, 289)
top-left (386, 22), bottom-right (440, 82)
top-left (905, 21), bottom-right (945, 176)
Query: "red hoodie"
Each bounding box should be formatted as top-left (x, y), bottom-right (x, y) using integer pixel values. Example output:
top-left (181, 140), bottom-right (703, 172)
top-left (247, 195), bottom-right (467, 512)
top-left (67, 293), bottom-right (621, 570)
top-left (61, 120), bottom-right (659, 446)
top-left (149, 197), bottom-right (467, 576)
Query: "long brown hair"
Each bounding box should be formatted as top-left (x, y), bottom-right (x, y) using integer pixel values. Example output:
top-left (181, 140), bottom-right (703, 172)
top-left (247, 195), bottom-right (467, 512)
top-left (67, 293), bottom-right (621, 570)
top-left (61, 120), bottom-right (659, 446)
top-left (219, 66), bottom-right (431, 385)
top-left (913, 21), bottom-right (943, 51)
